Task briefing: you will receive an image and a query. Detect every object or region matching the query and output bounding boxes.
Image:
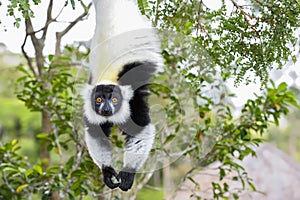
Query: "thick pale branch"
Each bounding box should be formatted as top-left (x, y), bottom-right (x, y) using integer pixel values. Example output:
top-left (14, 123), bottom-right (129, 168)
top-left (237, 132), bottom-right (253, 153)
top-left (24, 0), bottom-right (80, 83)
top-left (24, 17), bottom-right (38, 48)
top-left (27, 19), bottom-right (55, 36)
top-left (55, 2), bottom-right (92, 57)
top-left (41, 0), bottom-right (54, 40)
top-left (26, 0), bottom-right (55, 37)
top-left (25, 18), bottom-right (44, 75)
top-left (22, 15), bottom-right (45, 76)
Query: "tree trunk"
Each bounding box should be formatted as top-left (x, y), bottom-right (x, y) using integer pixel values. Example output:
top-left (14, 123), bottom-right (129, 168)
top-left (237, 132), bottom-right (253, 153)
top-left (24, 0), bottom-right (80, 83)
top-left (42, 110), bottom-right (60, 200)
top-left (41, 111), bottom-right (51, 168)
top-left (163, 159), bottom-right (172, 200)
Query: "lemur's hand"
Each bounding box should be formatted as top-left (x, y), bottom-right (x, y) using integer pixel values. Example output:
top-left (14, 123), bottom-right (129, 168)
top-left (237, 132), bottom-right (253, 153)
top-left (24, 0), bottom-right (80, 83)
top-left (117, 170), bottom-right (135, 191)
top-left (102, 166), bottom-right (120, 189)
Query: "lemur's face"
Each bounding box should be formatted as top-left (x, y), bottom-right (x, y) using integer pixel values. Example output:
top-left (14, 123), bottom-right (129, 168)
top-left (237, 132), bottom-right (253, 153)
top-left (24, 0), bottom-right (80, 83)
top-left (91, 84), bottom-right (123, 117)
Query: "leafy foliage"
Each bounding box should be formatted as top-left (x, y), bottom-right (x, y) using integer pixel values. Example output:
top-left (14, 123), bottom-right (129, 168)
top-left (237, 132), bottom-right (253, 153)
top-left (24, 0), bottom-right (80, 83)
top-left (0, 54), bottom-right (104, 199)
top-left (140, 0), bottom-right (300, 198)
top-left (142, 0), bottom-right (300, 85)
top-left (152, 53), bottom-right (299, 198)
top-left (5, 0), bottom-right (41, 27)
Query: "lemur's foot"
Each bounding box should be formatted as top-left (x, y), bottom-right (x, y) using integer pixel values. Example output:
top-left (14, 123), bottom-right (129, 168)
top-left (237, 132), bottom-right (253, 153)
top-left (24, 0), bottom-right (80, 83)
top-left (117, 170), bottom-right (135, 191)
top-left (102, 166), bottom-right (120, 189)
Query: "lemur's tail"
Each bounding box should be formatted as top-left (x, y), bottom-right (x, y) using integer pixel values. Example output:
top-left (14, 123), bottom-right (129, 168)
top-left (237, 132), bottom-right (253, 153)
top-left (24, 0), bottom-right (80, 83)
top-left (89, 0), bottom-right (163, 85)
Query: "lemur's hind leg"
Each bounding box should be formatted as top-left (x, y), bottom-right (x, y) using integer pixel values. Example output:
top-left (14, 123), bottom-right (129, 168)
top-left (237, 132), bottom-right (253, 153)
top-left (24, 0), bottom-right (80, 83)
top-left (117, 89), bottom-right (155, 191)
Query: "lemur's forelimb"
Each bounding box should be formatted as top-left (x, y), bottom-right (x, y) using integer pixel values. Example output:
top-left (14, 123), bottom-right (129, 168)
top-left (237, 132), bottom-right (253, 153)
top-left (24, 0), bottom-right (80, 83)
top-left (84, 119), bottom-right (119, 189)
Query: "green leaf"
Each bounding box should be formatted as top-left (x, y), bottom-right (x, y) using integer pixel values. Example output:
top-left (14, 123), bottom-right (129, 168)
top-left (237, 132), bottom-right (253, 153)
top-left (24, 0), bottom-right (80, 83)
top-left (70, 0), bottom-right (75, 9)
top-left (219, 168), bottom-right (226, 180)
top-left (36, 133), bottom-right (49, 139)
top-left (277, 82), bottom-right (287, 92)
top-left (137, 0), bottom-right (149, 15)
top-left (33, 165), bottom-right (43, 175)
top-left (187, 176), bottom-right (199, 186)
top-left (291, 55), bottom-right (297, 63)
top-left (11, 139), bottom-right (18, 146)
top-left (249, 181), bottom-right (257, 191)
top-left (25, 169), bottom-right (34, 177)
top-left (71, 180), bottom-right (82, 190)
top-left (233, 193), bottom-right (239, 200)
top-left (164, 134), bottom-right (176, 144)
top-left (16, 184), bottom-right (28, 193)
top-left (183, 21), bottom-right (193, 31)
top-left (48, 54), bottom-right (54, 62)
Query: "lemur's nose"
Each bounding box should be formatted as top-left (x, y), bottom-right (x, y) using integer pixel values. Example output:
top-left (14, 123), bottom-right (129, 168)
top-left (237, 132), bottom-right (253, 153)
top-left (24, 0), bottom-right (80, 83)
top-left (101, 104), bottom-right (112, 116)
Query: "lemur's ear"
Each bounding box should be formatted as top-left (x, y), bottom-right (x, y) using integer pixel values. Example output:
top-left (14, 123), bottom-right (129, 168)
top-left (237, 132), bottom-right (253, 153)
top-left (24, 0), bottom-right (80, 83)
top-left (119, 85), bottom-right (134, 101)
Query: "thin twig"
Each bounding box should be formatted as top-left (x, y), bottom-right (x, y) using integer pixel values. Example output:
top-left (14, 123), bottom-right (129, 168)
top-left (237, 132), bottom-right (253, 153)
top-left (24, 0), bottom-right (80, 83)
top-left (54, 3), bottom-right (68, 21)
top-left (197, 0), bottom-right (205, 32)
top-left (254, 0), bottom-right (272, 9)
top-left (2, 171), bottom-right (15, 193)
top-left (196, 0), bottom-right (206, 37)
top-left (169, 166), bottom-right (196, 200)
top-left (230, 0), bottom-right (259, 35)
top-left (133, 172), bottom-right (155, 199)
top-left (26, 1), bottom-right (66, 36)
top-left (21, 34), bottom-right (37, 77)
top-left (154, 0), bottom-right (161, 26)
top-left (55, 2), bottom-right (92, 57)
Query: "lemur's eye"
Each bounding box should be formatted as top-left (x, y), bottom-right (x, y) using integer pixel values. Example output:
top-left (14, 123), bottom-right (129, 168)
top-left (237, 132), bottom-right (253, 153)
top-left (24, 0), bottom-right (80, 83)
top-left (112, 97), bottom-right (118, 103)
top-left (96, 97), bottom-right (102, 103)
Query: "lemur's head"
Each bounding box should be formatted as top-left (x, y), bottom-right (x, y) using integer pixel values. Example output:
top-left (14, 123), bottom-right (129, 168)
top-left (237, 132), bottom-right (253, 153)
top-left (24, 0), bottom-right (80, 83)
top-left (91, 84), bottom-right (123, 117)
top-left (82, 81), bottom-right (133, 124)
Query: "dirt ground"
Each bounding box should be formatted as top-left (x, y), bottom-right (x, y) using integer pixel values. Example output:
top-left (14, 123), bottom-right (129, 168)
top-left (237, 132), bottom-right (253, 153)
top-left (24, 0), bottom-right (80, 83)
top-left (173, 143), bottom-right (300, 200)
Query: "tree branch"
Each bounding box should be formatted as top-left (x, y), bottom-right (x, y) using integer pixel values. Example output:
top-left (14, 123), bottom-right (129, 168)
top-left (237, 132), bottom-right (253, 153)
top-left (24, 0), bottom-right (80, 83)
top-left (154, 0), bottom-right (161, 26)
top-left (196, 0), bottom-right (205, 32)
top-left (21, 34), bottom-right (37, 77)
top-left (254, 0), bottom-right (272, 9)
top-left (41, 0), bottom-right (54, 41)
top-left (55, 2), bottom-right (92, 57)
top-left (230, 0), bottom-right (259, 35)
top-left (26, 0), bottom-right (55, 37)
top-left (22, 13), bottom-right (46, 76)
top-left (25, 17), bottom-right (44, 75)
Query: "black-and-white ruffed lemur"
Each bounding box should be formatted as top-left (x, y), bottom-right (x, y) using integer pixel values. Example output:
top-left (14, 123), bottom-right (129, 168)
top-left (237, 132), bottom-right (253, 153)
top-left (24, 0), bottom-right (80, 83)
top-left (81, 0), bottom-right (163, 191)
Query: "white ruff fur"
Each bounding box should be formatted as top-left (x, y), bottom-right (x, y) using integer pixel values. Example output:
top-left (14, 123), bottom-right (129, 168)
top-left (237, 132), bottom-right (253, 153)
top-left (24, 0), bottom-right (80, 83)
top-left (81, 82), bottom-right (134, 125)
top-left (89, 0), bottom-right (163, 85)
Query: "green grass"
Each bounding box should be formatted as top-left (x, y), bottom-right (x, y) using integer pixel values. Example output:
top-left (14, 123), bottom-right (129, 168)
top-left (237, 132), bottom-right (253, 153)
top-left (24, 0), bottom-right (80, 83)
top-left (0, 96), bottom-right (41, 162)
top-left (136, 187), bottom-right (164, 200)
top-left (0, 96), bottom-right (41, 140)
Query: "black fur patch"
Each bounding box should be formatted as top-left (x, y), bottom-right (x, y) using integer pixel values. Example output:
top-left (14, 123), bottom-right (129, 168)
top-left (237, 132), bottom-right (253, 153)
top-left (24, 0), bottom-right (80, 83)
top-left (117, 61), bottom-right (157, 90)
top-left (118, 88), bottom-right (151, 136)
top-left (116, 61), bottom-right (154, 135)
top-left (129, 89), bottom-right (151, 126)
top-left (100, 122), bottom-right (114, 137)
